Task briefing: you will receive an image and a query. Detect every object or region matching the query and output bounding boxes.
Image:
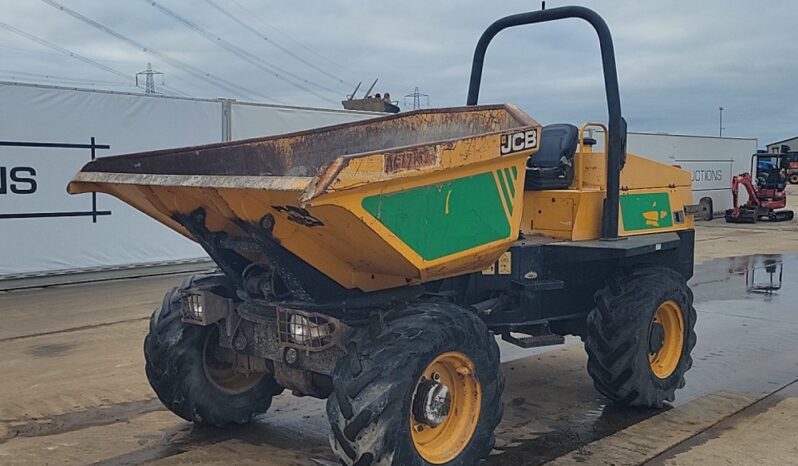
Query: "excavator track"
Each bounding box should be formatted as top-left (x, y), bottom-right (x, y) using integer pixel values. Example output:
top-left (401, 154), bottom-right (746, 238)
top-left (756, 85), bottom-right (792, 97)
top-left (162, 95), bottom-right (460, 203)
top-left (767, 210), bottom-right (795, 222)
top-left (725, 208), bottom-right (794, 223)
top-left (725, 208), bottom-right (758, 224)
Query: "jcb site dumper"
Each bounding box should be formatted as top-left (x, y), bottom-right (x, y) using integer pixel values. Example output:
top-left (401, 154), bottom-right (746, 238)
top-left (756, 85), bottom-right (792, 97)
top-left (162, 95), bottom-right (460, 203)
top-left (68, 7), bottom-right (698, 465)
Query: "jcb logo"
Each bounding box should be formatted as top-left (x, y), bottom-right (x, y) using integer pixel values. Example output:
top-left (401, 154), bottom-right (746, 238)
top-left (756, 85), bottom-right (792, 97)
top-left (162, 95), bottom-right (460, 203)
top-left (500, 129), bottom-right (537, 155)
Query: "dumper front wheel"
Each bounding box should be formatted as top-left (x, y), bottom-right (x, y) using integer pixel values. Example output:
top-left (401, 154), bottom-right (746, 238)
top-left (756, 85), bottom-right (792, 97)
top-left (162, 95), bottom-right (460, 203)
top-left (585, 267), bottom-right (697, 408)
top-left (144, 286), bottom-right (280, 426)
top-left (327, 302), bottom-right (503, 465)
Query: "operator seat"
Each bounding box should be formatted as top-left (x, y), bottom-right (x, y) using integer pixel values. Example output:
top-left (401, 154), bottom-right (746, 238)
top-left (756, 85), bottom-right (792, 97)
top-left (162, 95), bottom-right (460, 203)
top-left (761, 170), bottom-right (787, 191)
top-left (525, 123), bottom-right (579, 190)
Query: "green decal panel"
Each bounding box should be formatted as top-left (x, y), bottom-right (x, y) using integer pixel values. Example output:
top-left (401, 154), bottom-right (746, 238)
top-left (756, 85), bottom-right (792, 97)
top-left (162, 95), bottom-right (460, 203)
top-left (362, 172), bottom-right (510, 260)
top-left (620, 192), bottom-right (673, 231)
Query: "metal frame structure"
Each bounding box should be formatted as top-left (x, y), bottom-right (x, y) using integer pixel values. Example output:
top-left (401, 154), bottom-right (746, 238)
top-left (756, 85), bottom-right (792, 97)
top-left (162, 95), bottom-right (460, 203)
top-left (466, 5), bottom-right (628, 239)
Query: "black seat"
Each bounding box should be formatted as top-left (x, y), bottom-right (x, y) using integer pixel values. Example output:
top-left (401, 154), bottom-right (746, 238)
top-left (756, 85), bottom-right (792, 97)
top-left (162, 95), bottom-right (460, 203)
top-left (760, 170), bottom-right (786, 191)
top-left (525, 123), bottom-right (578, 190)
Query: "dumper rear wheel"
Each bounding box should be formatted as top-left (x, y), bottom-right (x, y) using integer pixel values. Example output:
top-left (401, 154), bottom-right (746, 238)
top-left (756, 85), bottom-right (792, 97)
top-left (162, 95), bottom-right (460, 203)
top-left (327, 302), bottom-right (503, 465)
top-left (144, 285), bottom-right (280, 426)
top-left (585, 267), bottom-right (697, 408)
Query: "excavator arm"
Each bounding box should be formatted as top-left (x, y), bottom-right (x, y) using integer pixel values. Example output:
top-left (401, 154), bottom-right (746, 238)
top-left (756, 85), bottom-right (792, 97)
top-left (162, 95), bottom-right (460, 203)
top-left (730, 173), bottom-right (760, 216)
top-left (726, 173), bottom-right (760, 223)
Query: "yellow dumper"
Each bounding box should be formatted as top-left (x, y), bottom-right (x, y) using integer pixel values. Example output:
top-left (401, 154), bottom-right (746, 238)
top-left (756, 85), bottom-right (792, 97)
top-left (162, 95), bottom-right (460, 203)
top-left (68, 6), bottom-right (698, 465)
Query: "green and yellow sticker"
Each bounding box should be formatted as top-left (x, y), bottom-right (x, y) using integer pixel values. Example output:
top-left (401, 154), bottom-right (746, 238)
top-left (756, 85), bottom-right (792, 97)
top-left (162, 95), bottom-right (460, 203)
top-left (362, 172), bottom-right (511, 260)
top-left (620, 192), bottom-right (673, 231)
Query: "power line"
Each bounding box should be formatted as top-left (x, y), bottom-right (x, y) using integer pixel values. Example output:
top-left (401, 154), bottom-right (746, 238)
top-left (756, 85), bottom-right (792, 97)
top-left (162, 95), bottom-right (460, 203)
top-left (0, 43), bottom-right (95, 60)
top-left (147, 1), bottom-right (341, 101)
top-left (0, 68), bottom-right (128, 86)
top-left (40, 0), bottom-right (277, 102)
top-left (0, 78), bottom-right (134, 94)
top-left (0, 21), bottom-right (189, 97)
top-left (230, 0), bottom-right (352, 74)
top-left (158, 84), bottom-right (189, 97)
top-left (0, 22), bottom-right (131, 82)
top-left (0, 42), bottom-right (192, 96)
top-left (0, 76), bottom-right (126, 88)
top-left (202, 0), bottom-right (353, 88)
top-left (225, 3), bottom-right (408, 96)
top-left (145, 0), bottom-right (339, 104)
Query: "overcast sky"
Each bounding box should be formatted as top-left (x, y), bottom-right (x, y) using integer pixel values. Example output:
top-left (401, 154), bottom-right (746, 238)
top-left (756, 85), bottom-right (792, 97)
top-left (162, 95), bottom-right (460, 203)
top-left (1, 0), bottom-right (796, 145)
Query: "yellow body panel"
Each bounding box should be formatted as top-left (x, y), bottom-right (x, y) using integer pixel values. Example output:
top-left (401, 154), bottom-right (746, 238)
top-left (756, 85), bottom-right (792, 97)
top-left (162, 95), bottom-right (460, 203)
top-left (68, 105), bottom-right (694, 292)
top-left (521, 145), bottom-right (694, 240)
top-left (308, 152), bottom-right (532, 288)
top-left (521, 189), bottom-right (604, 240)
top-left (69, 104), bottom-right (541, 292)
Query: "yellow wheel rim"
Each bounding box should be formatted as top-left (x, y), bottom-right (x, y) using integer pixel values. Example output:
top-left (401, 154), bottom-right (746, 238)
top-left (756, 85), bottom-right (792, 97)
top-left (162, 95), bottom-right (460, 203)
top-left (202, 330), bottom-right (263, 394)
top-left (410, 351), bottom-right (481, 464)
top-left (649, 300), bottom-right (685, 379)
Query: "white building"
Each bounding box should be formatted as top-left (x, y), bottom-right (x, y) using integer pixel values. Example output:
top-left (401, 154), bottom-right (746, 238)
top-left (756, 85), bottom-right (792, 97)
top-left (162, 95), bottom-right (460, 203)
top-left (767, 136), bottom-right (798, 153)
top-left (0, 81), bottom-right (381, 285)
top-left (595, 131), bottom-right (758, 218)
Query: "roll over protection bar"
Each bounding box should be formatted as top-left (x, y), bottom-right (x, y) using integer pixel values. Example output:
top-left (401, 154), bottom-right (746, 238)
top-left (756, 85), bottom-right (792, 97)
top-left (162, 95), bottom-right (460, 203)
top-left (466, 5), bottom-right (627, 239)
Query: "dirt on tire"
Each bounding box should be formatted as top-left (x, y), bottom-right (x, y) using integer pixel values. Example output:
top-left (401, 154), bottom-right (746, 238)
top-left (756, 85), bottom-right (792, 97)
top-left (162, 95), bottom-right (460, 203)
top-left (326, 302), bottom-right (504, 465)
top-left (584, 267), bottom-right (698, 408)
top-left (144, 274), bottom-right (281, 427)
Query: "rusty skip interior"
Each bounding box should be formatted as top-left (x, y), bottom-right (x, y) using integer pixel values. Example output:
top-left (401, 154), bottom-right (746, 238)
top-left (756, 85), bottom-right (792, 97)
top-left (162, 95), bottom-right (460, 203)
top-left (78, 104), bottom-right (534, 179)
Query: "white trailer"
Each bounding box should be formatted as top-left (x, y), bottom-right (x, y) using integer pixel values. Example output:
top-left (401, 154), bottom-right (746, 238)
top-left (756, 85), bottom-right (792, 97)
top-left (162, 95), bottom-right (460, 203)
top-left (0, 82), bottom-right (381, 283)
top-left (596, 131), bottom-right (758, 218)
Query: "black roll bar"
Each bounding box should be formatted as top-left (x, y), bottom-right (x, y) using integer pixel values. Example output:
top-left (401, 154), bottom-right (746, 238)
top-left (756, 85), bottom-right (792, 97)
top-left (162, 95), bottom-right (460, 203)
top-left (466, 5), bottom-right (627, 239)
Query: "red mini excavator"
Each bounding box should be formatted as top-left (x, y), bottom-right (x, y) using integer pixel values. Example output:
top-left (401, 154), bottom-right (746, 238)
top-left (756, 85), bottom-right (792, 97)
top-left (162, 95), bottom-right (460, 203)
top-left (726, 152), bottom-right (794, 223)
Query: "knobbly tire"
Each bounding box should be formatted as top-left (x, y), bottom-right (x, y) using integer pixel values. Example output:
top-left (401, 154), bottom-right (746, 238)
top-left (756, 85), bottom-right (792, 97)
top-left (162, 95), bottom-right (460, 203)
top-left (327, 302), bottom-right (503, 465)
top-left (585, 267), bottom-right (697, 408)
top-left (144, 273), bottom-right (281, 426)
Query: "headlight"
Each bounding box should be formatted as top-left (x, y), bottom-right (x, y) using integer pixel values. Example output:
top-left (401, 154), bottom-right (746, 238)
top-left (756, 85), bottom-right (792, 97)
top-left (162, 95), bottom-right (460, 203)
top-left (288, 313), bottom-right (331, 346)
top-left (182, 293), bottom-right (204, 322)
top-left (277, 308), bottom-right (337, 350)
top-left (179, 290), bottom-right (230, 325)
